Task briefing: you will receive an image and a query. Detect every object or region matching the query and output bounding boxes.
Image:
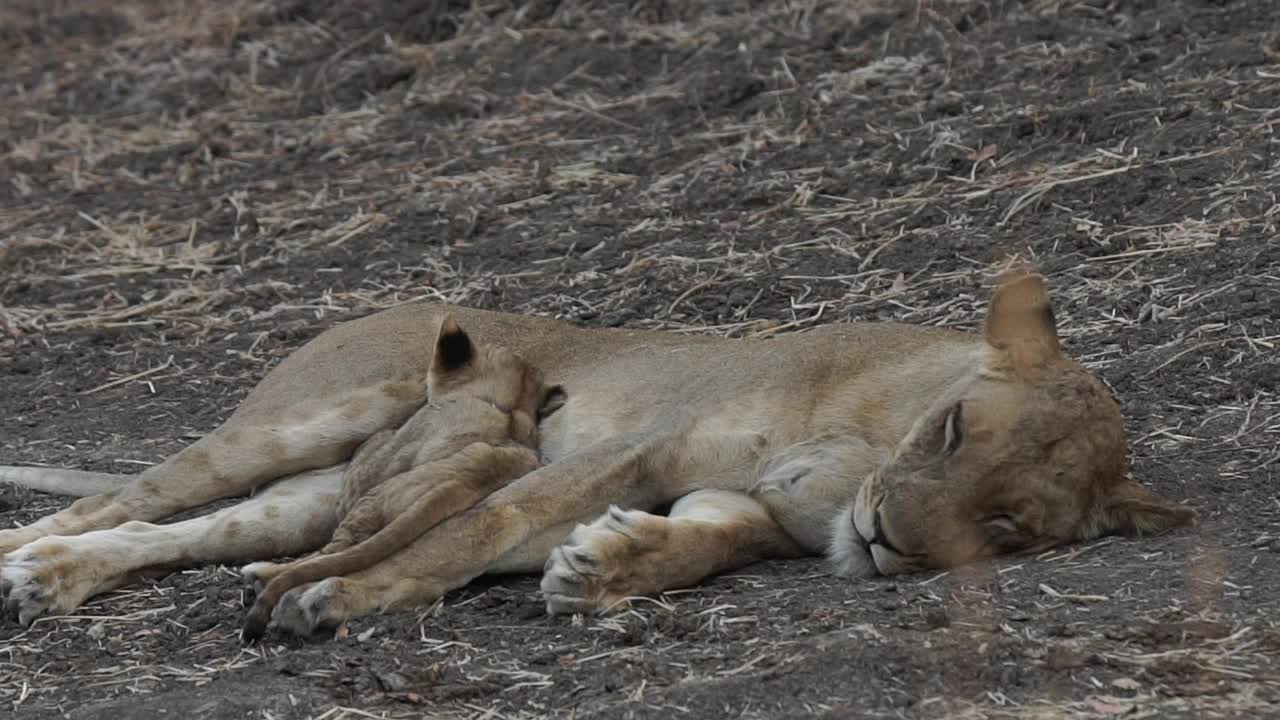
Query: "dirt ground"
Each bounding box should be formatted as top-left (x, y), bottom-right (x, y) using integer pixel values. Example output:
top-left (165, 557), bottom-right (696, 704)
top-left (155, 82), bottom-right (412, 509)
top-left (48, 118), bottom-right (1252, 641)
top-left (1, 0), bottom-right (1277, 717)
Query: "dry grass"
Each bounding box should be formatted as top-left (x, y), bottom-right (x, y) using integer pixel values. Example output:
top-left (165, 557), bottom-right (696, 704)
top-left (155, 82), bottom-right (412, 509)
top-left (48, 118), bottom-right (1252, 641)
top-left (1, 0), bottom-right (1278, 718)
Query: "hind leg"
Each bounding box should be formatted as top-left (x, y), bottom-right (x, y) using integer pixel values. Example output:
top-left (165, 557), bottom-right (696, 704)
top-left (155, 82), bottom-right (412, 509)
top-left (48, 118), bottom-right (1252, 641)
top-left (1, 466), bottom-right (344, 626)
top-left (0, 379), bottom-right (428, 558)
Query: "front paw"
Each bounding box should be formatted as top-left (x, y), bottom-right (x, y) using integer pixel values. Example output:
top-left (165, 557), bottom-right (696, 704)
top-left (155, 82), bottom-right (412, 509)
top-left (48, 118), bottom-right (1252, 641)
top-left (540, 505), bottom-right (666, 616)
top-left (0, 528), bottom-right (42, 560)
top-left (1, 540), bottom-right (83, 626)
top-left (827, 504), bottom-right (877, 580)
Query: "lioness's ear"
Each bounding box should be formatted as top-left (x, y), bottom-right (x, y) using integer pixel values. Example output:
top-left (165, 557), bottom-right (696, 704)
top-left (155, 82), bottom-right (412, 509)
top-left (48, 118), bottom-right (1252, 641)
top-left (433, 315), bottom-right (475, 373)
top-left (1082, 480), bottom-right (1199, 539)
top-left (984, 273), bottom-right (1061, 376)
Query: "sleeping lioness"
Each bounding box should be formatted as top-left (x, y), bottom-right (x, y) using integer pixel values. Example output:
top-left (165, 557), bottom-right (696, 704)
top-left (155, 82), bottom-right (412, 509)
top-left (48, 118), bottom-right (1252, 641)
top-left (238, 316), bottom-right (563, 640)
top-left (0, 273), bottom-right (1197, 635)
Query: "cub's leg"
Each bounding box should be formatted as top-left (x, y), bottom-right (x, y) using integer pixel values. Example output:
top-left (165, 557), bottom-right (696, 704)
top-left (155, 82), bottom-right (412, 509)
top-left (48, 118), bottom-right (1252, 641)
top-left (540, 490), bottom-right (805, 615)
top-left (268, 432), bottom-right (674, 637)
top-left (242, 440), bottom-right (519, 589)
top-left (333, 429), bottom-right (396, 519)
top-left (0, 379), bottom-right (428, 558)
top-left (1, 466), bottom-right (343, 627)
top-left (241, 444), bottom-right (540, 640)
top-left (269, 513), bottom-right (575, 637)
top-left (240, 429), bottom-right (403, 588)
top-left (269, 574), bottom-right (434, 637)
top-left (268, 520), bottom-right (580, 638)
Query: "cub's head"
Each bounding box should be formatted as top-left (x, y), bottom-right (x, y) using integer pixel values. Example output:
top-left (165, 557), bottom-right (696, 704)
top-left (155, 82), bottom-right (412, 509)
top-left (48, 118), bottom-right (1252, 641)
top-left (427, 315), bottom-right (566, 446)
top-left (832, 273), bottom-right (1197, 578)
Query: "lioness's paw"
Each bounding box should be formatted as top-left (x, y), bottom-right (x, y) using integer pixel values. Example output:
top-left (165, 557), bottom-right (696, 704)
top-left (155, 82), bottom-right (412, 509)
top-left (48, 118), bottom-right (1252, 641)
top-left (0, 528), bottom-right (42, 560)
top-left (273, 578), bottom-right (346, 638)
top-left (827, 504), bottom-right (877, 580)
top-left (1, 540), bottom-right (85, 626)
top-left (540, 505), bottom-right (667, 616)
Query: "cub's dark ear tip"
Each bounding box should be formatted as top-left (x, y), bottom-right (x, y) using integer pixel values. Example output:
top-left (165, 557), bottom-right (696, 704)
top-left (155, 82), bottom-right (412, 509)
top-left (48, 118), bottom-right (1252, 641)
top-left (539, 385), bottom-right (568, 419)
top-left (434, 316), bottom-right (475, 370)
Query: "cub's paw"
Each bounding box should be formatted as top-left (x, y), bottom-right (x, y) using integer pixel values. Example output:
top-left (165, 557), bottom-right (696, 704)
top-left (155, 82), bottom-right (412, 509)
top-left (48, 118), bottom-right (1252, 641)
top-left (240, 561), bottom-right (287, 594)
top-left (1, 540), bottom-right (88, 627)
top-left (540, 505), bottom-right (669, 617)
top-left (273, 578), bottom-right (347, 638)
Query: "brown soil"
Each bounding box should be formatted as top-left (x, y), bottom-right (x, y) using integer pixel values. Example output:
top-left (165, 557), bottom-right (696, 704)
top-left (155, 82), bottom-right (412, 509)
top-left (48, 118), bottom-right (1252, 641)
top-left (2, 1), bottom-right (1277, 718)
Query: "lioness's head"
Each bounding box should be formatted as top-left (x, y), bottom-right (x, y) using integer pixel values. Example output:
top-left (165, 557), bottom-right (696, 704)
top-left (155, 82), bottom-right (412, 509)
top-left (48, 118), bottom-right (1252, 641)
top-left (428, 315), bottom-right (566, 445)
top-left (831, 273), bottom-right (1197, 578)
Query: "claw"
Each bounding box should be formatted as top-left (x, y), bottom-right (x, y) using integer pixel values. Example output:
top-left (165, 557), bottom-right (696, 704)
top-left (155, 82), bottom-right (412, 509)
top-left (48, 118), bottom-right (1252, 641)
top-left (5, 583), bottom-right (51, 627)
top-left (1, 564), bottom-right (39, 624)
top-left (17, 603), bottom-right (47, 628)
top-left (240, 612), bottom-right (269, 644)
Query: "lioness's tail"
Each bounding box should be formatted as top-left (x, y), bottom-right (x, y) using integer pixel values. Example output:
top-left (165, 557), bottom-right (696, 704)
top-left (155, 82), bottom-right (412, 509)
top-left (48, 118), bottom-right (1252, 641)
top-left (0, 465), bottom-right (133, 498)
top-left (240, 445), bottom-right (540, 642)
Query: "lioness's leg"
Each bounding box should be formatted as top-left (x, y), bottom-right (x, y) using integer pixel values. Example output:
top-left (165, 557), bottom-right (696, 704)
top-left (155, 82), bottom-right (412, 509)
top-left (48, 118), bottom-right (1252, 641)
top-left (1, 467), bottom-right (344, 626)
top-left (0, 380), bottom-right (428, 557)
top-left (540, 490), bottom-right (805, 615)
top-left (267, 433), bottom-right (669, 637)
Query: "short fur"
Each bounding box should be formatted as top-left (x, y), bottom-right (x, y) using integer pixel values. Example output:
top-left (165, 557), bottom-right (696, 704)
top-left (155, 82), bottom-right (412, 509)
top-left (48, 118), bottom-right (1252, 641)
top-left (238, 317), bottom-right (557, 640)
top-left (0, 273), bottom-right (1197, 635)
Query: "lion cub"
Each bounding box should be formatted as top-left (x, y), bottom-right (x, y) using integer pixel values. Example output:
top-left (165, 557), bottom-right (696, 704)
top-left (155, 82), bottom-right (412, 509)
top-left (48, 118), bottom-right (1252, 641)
top-left (240, 316), bottom-right (564, 641)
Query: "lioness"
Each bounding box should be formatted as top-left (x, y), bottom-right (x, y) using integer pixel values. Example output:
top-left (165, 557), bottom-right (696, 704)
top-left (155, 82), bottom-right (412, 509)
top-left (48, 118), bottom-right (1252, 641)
top-left (0, 274), bottom-right (1197, 635)
top-left (239, 316), bottom-right (561, 641)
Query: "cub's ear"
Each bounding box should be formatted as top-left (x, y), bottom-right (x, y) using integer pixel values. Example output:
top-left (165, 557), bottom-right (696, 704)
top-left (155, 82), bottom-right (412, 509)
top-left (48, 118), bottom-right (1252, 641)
top-left (432, 315), bottom-right (475, 373)
top-left (1081, 479), bottom-right (1199, 539)
top-left (895, 401), bottom-right (963, 467)
top-left (984, 273), bottom-right (1062, 377)
top-left (538, 385), bottom-right (568, 420)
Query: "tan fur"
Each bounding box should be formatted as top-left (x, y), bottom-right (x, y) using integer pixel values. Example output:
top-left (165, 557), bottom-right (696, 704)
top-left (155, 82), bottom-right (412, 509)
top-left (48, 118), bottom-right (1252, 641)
top-left (239, 318), bottom-right (552, 640)
top-left (0, 273), bottom-right (1197, 634)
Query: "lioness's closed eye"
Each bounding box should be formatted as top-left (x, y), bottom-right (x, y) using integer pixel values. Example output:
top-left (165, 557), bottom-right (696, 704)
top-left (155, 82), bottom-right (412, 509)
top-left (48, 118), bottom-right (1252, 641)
top-left (829, 275), bottom-right (1197, 579)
